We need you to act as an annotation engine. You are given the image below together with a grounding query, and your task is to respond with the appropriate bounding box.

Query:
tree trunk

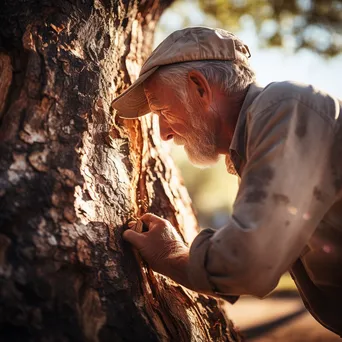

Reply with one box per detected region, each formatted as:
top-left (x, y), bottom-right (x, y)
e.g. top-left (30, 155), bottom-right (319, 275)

top-left (0, 1), bottom-right (241, 341)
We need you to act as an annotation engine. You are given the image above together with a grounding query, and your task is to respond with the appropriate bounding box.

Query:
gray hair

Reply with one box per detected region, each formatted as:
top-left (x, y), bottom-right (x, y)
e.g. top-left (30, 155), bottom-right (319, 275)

top-left (157, 60), bottom-right (256, 109)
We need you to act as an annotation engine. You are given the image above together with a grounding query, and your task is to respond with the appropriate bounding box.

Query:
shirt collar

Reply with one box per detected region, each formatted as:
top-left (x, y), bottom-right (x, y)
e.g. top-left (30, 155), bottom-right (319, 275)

top-left (226, 83), bottom-right (264, 176)
top-left (229, 82), bottom-right (264, 157)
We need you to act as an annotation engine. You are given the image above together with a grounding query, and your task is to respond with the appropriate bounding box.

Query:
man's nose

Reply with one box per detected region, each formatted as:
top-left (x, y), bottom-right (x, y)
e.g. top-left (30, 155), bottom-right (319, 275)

top-left (159, 116), bottom-right (174, 141)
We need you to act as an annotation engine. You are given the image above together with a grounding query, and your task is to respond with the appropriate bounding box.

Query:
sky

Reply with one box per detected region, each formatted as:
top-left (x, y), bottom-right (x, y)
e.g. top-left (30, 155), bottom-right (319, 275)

top-left (155, 1), bottom-right (342, 98)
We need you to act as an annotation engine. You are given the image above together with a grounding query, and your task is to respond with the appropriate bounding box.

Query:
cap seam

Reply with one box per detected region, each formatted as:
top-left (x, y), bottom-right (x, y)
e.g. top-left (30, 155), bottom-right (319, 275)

top-left (232, 39), bottom-right (237, 61)
top-left (195, 32), bottom-right (201, 59)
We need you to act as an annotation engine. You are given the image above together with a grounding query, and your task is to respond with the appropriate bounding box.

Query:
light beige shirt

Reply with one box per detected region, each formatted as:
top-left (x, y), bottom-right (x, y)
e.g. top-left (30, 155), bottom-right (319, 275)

top-left (187, 82), bottom-right (342, 335)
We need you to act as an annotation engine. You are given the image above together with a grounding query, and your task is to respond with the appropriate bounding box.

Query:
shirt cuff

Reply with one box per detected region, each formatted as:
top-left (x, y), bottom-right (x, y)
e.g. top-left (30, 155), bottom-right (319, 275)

top-left (188, 228), bottom-right (239, 304)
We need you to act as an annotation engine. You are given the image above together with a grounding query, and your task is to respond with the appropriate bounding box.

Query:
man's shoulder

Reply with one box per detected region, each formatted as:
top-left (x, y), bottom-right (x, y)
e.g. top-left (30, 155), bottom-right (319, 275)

top-left (249, 81), bottom-right (336, 118)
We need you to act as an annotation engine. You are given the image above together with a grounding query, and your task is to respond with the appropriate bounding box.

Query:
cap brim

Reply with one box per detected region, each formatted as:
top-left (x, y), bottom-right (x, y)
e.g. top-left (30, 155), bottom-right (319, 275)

top-left (111, 66), bottom-right (158, 119)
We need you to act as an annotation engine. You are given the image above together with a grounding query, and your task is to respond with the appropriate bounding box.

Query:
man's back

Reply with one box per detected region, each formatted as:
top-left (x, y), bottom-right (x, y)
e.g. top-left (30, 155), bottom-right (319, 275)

top-left (243, 81), bottom-right (342, 334)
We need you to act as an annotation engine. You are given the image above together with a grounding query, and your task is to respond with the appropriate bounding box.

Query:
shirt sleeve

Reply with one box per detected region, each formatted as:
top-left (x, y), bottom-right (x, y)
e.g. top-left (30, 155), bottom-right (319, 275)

top-left (187, 98), bottom-right (337, 298)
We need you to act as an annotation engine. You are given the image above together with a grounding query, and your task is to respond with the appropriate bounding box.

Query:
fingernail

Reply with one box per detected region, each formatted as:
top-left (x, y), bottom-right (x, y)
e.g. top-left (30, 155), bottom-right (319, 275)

top-left (128, 220), bottom-right (137, 229)
top-left (128, 219), bottom-right (143, 233)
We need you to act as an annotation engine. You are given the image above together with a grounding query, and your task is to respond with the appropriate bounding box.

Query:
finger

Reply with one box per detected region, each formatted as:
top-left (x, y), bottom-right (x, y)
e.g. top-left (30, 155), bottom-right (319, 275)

top-left (122, 229), bottom-right (146, 250)
top-left (140, 213), bottom-right (165, 228)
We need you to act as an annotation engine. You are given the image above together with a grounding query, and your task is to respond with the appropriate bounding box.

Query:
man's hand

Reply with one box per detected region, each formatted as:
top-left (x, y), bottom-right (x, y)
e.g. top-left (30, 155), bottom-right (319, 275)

top-left (123, 213), bottom-right (192, 289)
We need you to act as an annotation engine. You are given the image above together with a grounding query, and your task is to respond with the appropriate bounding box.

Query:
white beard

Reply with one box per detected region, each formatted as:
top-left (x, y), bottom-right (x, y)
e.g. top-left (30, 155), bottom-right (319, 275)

top-left (176, 110), bottom-right (220, 168)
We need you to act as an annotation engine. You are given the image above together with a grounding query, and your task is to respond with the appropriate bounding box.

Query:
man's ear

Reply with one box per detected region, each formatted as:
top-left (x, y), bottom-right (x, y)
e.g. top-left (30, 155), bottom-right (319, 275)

top-left (187, 70), bottom-right (212, 108)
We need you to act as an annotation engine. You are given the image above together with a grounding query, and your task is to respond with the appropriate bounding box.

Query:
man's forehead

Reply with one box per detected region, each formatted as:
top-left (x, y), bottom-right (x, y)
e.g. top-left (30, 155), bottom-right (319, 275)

top-left (143, 72), bottom-right (181, 110)
top-left (143, 75), bottom-right (164, 105)
top-left (144, 73), bottom-right (163, 94)
top-left (144, 85), bottom-right (158, 101)
top-left (143, 87), bottom-right (161, 112)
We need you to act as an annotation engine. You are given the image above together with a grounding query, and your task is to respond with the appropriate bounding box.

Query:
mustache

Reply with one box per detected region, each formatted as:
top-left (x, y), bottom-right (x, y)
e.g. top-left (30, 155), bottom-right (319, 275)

top-left (174, 135), bottom-right (186, 145)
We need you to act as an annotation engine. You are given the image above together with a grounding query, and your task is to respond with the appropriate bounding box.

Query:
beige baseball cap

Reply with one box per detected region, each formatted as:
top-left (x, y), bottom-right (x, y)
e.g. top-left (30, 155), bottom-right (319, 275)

top-left (112, 26), bottom-right (251, 119)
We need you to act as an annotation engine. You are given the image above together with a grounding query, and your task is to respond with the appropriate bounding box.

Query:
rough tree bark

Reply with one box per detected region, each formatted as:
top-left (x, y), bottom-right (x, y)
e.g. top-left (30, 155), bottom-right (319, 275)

top-left (0, 1), bottom-right (241, 341)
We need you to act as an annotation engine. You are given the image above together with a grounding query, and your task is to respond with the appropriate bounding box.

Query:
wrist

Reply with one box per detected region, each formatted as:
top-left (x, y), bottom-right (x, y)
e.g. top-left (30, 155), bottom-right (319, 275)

top-left (165, 249), bottom-right (193, 289)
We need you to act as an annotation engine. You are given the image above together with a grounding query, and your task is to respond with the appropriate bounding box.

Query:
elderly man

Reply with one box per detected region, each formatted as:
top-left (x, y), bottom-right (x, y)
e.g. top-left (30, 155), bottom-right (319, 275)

top-left (112, 27), bottom-right (342, 336)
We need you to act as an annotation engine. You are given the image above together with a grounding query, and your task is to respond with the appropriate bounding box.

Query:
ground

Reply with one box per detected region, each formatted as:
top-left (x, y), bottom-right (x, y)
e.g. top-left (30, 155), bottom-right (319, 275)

top-left (225, 293), bottom-right (341, 341)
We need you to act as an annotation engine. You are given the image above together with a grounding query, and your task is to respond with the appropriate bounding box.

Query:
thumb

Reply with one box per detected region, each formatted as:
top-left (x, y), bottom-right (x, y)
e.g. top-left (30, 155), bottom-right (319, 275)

top-left (123, 229), bottom-right (146, 249)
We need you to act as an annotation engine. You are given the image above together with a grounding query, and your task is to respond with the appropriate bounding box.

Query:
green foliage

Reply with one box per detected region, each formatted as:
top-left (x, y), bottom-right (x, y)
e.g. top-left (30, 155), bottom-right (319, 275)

top-left (199, 0), bottom-right (342, 56)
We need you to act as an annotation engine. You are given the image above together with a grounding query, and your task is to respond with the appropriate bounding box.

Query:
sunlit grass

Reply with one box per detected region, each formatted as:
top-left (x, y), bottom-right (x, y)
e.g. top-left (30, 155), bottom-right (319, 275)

top-left (276, 273), bottom-right (297, 292)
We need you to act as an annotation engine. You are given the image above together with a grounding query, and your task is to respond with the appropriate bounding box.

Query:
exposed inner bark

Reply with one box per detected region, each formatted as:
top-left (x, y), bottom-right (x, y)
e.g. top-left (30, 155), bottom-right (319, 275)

top-left (0, 1), bottom-right (242, 341)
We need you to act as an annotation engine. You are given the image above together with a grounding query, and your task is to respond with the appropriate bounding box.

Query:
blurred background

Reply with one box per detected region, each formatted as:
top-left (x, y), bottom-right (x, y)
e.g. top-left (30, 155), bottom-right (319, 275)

top-left (154, 0), bottom-right (342, 340)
